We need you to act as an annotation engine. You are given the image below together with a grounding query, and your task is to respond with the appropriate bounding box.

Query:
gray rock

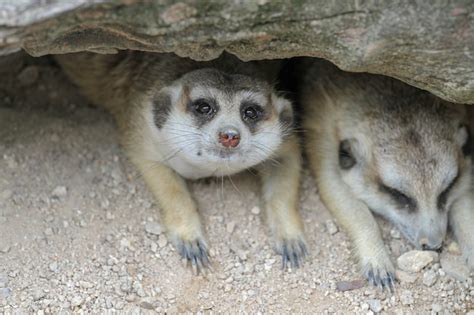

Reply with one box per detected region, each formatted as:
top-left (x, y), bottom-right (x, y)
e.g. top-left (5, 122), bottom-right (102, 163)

top-left (397, 250), bottom-right (438, 273)
top-left (422, 269), bottom-right (437, 287)
top-left (367, 299), bottom-right (382, 313)
top-left (1, 2), bottom-right (474, 104)
top-left (440, 255), bottom-right (470, 282)
top-left (145, 222), bottom-right (162, 235)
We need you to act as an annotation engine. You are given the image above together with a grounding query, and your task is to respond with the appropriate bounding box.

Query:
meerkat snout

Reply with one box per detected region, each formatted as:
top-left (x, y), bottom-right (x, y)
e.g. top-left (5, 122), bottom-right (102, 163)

top-left (218, 126), bottom-right (240, 148)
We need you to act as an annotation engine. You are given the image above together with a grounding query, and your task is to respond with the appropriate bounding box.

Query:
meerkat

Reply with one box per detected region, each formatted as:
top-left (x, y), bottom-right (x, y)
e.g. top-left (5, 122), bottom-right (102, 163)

top-left (300, 59), bottom-right (473, 289)
top-left (55, 51), bottom-right (306, 271)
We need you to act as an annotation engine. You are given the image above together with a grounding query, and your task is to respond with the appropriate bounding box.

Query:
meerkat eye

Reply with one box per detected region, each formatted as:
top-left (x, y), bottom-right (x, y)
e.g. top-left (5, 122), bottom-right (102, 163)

top-left (437, 172), bottom-right (459, 211)
top-left (192, 99), bottom-right (215, 116)
top-left (242, 104), bottom-right (263, 121)
top-left (339, 140), bottom-right (356, 169)
top-left (379, 184), bottom-right (417, 212)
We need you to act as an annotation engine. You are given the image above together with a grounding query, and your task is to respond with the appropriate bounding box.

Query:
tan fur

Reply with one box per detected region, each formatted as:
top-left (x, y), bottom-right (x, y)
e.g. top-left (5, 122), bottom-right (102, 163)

top-left (55, 51), bottom-right (306, 270)
top-left (300, 59), bottom-right (474, 286)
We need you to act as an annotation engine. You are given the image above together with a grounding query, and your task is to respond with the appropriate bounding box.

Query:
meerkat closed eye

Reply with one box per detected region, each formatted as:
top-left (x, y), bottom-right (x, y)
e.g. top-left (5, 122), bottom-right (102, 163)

top-left (300, 59), bottom-right (473, 289)
top-left (55, 51), bottom-right (307, 272)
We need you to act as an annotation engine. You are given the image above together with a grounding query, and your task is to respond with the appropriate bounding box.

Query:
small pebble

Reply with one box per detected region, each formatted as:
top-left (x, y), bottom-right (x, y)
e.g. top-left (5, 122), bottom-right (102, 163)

top-left (44, 227), bottom-right (54, 236)
top-left (251, 206), bottom-right (261, 215)
top-left (49, 262), bottom-right (58, 272)
top-left (325, 220), bottom-right (338, 235)
top-left (390, 228), bottom-right (401, 239)
top-left (422, 269), bottom-right (437, 287)
top-left (51, 186), bottom-right (67, 198)
top-left (145, 222), bottom-right (162, 235)
top-left (0, 245), bottom-right (10, 253)
top-left (70, 295), bottom-right (84, 307)
top-left (226, 221), bottom-right (236, 233)
top-left (336, 280), bottom-right (366, 292)
top-left (400, 290), bottom-right (414, 305)
top-left (431, 303), bottom-right (443, 312)
top-left (397, 250), bottom-right (438, 272)
top-left (32, 289), bottom-right (45, 301)
top-left (157, 234), bottom-right (168, 248)
top-left (367, 299), bottom-right (382, 313)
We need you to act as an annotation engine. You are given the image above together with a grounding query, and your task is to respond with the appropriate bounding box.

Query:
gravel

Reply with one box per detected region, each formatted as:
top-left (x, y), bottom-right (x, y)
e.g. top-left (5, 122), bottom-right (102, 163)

top-left (0, 52), bottom-right (472, 313)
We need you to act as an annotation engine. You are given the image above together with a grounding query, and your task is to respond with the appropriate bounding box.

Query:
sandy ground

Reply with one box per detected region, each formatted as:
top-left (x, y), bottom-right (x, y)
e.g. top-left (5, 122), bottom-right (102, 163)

top-left (0, 52), bottom-right (473, 314)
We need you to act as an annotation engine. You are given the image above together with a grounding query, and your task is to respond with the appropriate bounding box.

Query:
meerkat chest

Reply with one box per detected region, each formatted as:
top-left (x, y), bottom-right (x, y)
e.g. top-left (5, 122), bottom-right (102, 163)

top-left (167, 157), bottom-right (218, 179)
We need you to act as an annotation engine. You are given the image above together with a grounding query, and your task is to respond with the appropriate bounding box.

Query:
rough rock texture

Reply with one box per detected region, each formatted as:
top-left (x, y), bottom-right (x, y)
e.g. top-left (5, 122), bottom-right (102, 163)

top-left (0, 1), bottom-right (473, 104)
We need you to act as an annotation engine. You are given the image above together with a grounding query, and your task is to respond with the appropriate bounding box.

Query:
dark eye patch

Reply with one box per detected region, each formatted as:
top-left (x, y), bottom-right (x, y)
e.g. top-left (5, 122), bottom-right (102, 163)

top-left (339, 140), bottom-right (356, 170)
top-left (240, 101), bottom-right (265, 133)
top-left (187, 98), bottom-right (218, 126)
top-left (379, 184), bottom-right (417, 212)
top-left (437, 172), bottom-right (459, 211)
top-left (462, 125), bottom-right (472, 156)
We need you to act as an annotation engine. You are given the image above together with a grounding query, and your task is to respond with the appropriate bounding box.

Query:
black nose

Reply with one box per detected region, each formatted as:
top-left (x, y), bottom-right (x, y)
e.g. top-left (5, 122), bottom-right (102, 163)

top-left (218, 127), bottom-right (240, 148)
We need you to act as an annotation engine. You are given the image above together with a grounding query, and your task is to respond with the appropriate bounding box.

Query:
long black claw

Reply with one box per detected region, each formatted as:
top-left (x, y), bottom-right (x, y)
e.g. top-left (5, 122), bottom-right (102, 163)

top-left (176, 239), bottom-right (211, 274)
top-left (280, 239), bottom-right (308, 270)
top-left (366, 268), bottom-right (396, 292)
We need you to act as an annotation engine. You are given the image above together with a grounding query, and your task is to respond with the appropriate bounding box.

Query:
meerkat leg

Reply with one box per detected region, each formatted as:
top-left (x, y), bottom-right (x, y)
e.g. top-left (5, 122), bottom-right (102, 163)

top-left (308, 133), bottom-right (395, 289)
top-left (449, 187), bottom-right (474, 270)
top-left (135, 159), bottom-right (210, 271)
top-left (259, 136), bottom-right (307, 269)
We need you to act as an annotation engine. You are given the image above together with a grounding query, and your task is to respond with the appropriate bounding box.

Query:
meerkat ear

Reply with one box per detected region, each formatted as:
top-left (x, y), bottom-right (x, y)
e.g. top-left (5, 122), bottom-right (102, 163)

top-left (152, 85), bottom-right (182, 129)
top-left (272, 94), bottom-right (294, 127)
top-left (339, 138), bottom-right (357, 170)
top-left (456, 124), bottom-right (472, 156)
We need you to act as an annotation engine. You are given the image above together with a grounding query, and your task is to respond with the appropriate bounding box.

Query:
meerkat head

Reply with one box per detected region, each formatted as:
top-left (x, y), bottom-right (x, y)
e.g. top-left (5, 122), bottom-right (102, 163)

top-left (338, 96), bottom-right (472, 251)
top-left (147, 68), bottom-right (293, 178)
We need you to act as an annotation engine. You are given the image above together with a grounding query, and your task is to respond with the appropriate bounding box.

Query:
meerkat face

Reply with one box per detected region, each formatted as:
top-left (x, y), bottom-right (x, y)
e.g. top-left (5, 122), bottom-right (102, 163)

top-left (338, 104), bottom-right (472, 251)
top-left (148, 68), bottom-right (293, 179)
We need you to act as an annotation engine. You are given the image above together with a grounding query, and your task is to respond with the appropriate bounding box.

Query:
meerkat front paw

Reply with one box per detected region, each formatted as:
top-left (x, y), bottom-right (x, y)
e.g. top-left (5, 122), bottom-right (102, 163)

top-left (168, 227), bottom-right (210, 274)
top-left (360, 253), bottom-right (396, 290)
top-left (276, 237), bottom-right (308, 269)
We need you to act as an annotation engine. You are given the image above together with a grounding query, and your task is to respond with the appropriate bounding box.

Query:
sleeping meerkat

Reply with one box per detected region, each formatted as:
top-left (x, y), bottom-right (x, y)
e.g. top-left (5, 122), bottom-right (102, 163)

top-left (300, 59), bottom-right (473, 288)
top-left (55, 51), bottom-right (306, 271)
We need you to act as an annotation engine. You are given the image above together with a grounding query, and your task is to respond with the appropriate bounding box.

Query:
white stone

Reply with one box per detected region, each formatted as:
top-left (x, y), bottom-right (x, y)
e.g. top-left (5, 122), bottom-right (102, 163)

top-left (397, 250), bottom-right (438, 272)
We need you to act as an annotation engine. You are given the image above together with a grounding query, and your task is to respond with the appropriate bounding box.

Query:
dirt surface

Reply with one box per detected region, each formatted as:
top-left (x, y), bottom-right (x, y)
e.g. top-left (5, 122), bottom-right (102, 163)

top-left (0, 52), bottom-right (473, 314)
